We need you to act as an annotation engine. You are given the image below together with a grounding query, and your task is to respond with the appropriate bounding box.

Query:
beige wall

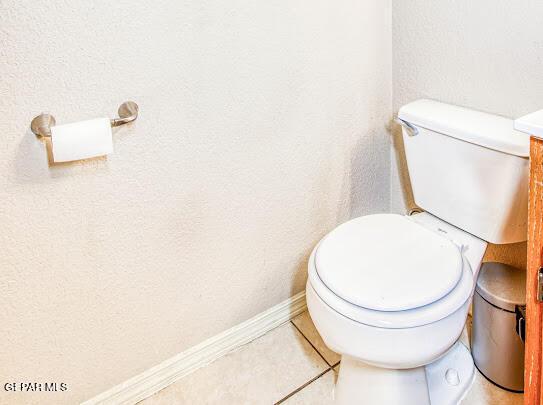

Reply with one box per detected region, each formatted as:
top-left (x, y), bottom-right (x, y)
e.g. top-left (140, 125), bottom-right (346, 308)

top-left (391, 0), bottom-right (543, 269)
top-left (0, 1), bottom-right (392, 403)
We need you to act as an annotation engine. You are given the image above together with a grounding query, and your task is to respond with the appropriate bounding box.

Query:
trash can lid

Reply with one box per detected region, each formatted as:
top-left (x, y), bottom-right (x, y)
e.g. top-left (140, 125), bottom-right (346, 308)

top-left (476, 262), bottom-right (526, 312)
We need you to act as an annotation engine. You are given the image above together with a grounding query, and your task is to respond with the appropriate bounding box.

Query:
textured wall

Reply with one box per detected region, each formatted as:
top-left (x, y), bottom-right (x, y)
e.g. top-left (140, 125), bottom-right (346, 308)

top-left (391, 0), bottom-right (543, 269)
top-left (0, 1), bottom-right (391, 403)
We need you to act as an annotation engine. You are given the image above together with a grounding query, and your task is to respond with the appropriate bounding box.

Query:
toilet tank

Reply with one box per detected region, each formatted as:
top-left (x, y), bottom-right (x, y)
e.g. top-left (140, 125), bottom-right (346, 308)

top-left (398, 99), bottom-right (530, 244)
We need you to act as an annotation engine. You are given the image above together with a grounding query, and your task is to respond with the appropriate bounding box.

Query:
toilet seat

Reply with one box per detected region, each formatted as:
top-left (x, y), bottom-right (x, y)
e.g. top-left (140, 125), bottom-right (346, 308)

top-left (308, 214), bottom-right (475, 329)
top-left (315, 214), bottom-right (463, 311)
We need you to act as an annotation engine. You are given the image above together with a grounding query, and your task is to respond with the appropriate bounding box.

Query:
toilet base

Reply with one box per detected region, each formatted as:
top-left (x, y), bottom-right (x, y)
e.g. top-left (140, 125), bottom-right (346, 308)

top-left (334, 342), bottom-right (475, 405)
top-left (426, 341), bottom-right (475, 405)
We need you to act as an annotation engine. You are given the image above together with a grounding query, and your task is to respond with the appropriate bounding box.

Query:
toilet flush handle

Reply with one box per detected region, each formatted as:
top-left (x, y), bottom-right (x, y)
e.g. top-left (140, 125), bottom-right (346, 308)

top-left (394, 117), bottom-right (419, 136)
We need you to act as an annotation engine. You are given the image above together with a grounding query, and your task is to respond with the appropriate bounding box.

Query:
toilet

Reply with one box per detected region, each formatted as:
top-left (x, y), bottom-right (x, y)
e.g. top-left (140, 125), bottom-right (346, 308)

top-left (306, 99), bottom-right (530, 404)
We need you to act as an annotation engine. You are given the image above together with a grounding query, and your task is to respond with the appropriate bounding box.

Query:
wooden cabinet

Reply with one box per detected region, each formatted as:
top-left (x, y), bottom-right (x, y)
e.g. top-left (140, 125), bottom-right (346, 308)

top-left (525, 136), bottom-right (543, 404)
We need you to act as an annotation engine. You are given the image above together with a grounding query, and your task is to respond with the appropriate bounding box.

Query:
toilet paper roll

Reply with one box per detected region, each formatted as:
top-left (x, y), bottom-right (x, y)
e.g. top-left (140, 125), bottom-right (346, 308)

top-left (51, 117), bottom-right (113, 162)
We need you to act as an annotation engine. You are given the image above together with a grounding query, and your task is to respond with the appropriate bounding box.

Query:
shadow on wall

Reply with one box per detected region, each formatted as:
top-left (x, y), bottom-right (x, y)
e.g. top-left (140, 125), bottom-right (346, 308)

top-left (348, 132), bottom-right (391, 220)
top-left (391, 121), bottom-right (414, 211)
top-left (13, 129), bottom-right (111, 184)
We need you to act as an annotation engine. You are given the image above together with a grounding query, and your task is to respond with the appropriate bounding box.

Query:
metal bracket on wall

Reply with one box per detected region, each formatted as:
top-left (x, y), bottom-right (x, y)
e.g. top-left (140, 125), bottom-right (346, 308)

top-left (30, 101), bottom-right (139, 138)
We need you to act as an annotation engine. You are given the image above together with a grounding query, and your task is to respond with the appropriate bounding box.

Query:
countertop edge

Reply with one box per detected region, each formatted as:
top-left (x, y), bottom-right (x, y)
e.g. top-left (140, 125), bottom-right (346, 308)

top-left (515, 110), bottom-right (543, 140)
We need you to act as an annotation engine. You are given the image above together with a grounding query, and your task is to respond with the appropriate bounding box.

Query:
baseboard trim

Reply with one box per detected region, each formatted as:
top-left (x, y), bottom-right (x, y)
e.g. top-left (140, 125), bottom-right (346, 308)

top-left (81, 291), bottom-right (307, 405)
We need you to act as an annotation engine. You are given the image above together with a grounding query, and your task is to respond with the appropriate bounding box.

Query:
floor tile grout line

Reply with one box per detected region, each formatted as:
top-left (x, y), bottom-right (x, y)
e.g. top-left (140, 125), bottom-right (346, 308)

top-left (290, 320), bottom-right (333, 368)
top-left (273, 367), bottom-right (333, 405)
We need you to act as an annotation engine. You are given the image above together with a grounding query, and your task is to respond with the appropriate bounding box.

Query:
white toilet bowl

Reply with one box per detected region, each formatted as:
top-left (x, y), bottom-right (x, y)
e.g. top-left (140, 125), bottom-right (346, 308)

top-left (306, 213), bottom-right (487, 405)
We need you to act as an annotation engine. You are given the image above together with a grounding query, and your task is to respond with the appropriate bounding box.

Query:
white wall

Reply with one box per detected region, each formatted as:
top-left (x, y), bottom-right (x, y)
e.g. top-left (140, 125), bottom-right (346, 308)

top-left (391, 0), bottom-right (543, 268)
top-left (0, 1), bottom-right (391, 403)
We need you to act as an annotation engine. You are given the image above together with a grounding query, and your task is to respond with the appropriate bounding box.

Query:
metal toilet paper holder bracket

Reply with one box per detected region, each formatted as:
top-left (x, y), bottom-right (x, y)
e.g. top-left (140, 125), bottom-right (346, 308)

top-left (30, 101), bottom-right (139, 138)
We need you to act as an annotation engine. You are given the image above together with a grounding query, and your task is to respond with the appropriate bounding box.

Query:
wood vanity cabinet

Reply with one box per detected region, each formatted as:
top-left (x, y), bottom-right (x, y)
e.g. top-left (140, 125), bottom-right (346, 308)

top-left (525, 136), bottom-right (543, 405)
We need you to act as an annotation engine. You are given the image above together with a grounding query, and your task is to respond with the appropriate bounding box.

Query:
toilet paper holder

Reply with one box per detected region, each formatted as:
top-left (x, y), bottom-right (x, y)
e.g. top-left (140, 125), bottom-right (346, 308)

top-left (30, 101), bottom-right (139, 138)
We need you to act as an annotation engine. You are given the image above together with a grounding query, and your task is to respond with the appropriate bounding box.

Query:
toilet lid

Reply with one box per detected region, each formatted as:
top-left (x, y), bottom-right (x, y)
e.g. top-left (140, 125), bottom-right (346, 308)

top-left (314, 214), bottom-right (463, 311)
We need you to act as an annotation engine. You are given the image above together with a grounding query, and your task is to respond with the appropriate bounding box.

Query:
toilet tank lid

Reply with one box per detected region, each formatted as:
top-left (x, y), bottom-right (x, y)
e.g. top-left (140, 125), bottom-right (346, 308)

top-left (398, 99), bottom-right (530, 157)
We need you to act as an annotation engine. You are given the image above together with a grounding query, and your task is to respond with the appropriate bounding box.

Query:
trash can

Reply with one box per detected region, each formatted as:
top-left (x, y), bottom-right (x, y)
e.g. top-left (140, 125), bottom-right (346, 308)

top-left (471, 262), bottom-right (526, 392)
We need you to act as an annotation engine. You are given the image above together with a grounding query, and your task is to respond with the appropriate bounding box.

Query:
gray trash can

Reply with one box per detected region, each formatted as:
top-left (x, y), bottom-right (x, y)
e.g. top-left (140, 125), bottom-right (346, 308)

top-left (471, 262), bottom-right (526, 392)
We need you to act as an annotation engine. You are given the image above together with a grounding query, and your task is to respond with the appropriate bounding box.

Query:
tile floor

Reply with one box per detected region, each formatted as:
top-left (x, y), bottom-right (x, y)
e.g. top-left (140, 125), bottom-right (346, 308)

top-left (140, 311), bottom-right (524, 404)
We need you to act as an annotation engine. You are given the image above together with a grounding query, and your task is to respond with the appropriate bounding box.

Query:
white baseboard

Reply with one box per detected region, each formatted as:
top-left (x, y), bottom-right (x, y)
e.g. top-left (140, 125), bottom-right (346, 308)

top-left (81, 291), bottom-right (307, 405)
